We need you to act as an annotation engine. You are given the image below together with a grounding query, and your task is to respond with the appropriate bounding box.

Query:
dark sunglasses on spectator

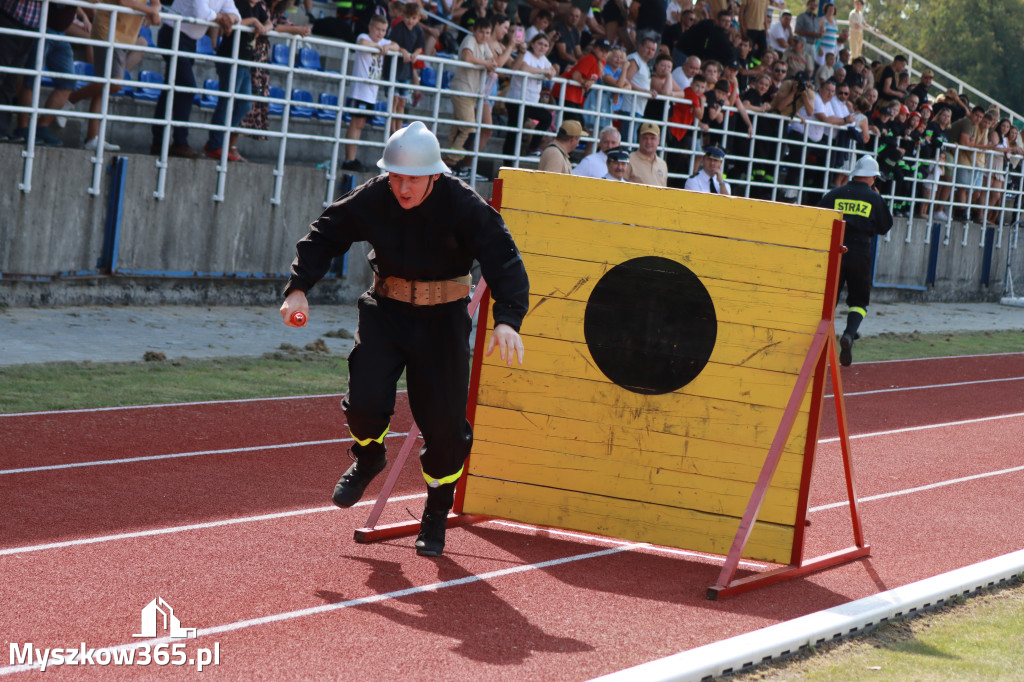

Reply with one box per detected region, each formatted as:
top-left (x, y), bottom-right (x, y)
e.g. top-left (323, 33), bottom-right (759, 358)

top-left (773, 68), bottom-right (787, 73)
top-left (837, 90), bottom-right (849, 97)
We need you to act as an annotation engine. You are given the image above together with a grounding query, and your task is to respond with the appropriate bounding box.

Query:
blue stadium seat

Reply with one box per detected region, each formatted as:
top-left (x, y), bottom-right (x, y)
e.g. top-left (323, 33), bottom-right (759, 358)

top-left (114, 70), bottom-right (134, 97)
top-left (316, 93), bottom-right (338, 121)
top-left (138, 25), bottom-right (154, 47)
top-left (441, 70), bottom-right (454, 89)
top-left (196, 35), bottom-right (215, 56)
top-left (133, 69), bottom-right (163, 101)
top-left (298, 47), bottom-right (323, 71)
top-left (271, 43), bottom-right (290, 66)
top-left (290, 88), bottom-right (314, 118)
top-left (73, 60), bottom-right (93, 90)
top-left (268, 85), bottom-right (285, 116)
top-left (369, 100), bottom-right (386, 127)
top-left (197, 78), bottom-right (218, 109)
top-left (420, 66), bottom-right (436, 88)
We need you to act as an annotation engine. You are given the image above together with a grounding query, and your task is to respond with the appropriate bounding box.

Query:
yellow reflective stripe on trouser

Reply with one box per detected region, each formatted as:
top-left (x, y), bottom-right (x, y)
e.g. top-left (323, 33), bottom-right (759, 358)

top-left (423, 466), bottom-right (464, 488)
top-left (349, 425), bottom-right (389, 446)
top-left (850, 306), bottom-right (867, 318)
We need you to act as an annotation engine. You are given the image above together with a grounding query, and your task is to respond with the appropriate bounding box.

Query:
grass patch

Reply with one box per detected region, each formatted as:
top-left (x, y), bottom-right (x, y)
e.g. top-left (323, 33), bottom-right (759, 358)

top-left (855, 329), bottom-right (1024, 362)
top-left (729, 577), bottom-right (1024, 681)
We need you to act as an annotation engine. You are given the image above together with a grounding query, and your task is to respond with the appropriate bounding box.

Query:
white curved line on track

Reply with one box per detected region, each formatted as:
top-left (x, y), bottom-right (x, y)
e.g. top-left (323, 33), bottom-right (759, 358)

top-left (826, 375), bottom-right (1024, 398)
top-left (0, 433), bottom-right (411, 476)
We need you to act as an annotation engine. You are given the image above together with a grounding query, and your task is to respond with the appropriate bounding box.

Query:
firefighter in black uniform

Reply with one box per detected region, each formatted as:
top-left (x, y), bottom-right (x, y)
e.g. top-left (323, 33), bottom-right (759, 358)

top-left (818, 154), bottom-right (893, 366)
top-left (280, 122), bottom-right (530, 556)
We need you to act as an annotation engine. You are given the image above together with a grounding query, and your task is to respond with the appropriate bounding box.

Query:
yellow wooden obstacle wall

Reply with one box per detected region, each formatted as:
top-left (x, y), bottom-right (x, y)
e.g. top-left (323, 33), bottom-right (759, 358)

top-left (464, 169), bottom-right (839, 563)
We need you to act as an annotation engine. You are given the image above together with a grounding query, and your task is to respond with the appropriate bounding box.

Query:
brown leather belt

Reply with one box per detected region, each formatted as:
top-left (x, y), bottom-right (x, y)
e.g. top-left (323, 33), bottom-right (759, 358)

top-left (373, 273), bottom-right (472, 306)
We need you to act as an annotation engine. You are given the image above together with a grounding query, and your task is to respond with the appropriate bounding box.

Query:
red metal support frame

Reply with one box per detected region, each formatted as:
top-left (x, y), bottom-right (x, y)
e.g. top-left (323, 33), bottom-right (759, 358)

top-left (707, 217), bottom-right (870, 600)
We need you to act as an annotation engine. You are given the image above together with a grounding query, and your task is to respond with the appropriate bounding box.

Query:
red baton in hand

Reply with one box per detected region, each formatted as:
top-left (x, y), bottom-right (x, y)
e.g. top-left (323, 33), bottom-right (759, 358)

top-left (290, 311), bottom-right (307, 327)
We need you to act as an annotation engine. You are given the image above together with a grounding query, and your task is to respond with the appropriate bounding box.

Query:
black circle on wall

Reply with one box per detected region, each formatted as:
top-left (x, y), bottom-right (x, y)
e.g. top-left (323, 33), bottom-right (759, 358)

top-left (583, 256), bottom-right (717, 395)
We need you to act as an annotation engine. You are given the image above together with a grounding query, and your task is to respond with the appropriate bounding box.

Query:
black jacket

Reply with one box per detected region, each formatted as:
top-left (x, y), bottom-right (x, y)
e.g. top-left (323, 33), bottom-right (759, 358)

top-left (286, 174), bottom-right (530, 331)
top-left (818, 180), bottom-right (894, 254)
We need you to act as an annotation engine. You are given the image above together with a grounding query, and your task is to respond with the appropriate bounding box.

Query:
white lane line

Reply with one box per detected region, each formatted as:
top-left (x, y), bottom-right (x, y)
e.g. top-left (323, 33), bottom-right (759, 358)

top-left (0, 493), bottom-right (427, 557)
top-left (0, 542), bottom-right (643, 676)
top-left (856, 351), bottom-right (1024, 365)
top-left (818, 410), bottom-right (1024, 443)
top-left (810, 464), bottom-right (1024, 513)
top-left (0, 433), bottom-right (412, 476)
top-left (0, 390), bottom-right (409, 418)
top-left (826, 375), bottom-right (1024, 398)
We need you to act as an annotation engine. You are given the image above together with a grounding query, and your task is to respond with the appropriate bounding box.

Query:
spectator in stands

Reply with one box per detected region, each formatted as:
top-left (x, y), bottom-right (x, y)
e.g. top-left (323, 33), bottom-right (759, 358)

top-left (387, 3), bottom-right (426, 133)
top-left (630, 0), bottom-right (666, 45)
top-left (574, 124), bottom-right (621, 177)
top-left (947, 106), bottom-right (986, 220)
top-left (767, 8), bottom-right (791, 53)
top-left (561, 38), bottom-right (611, 127)
top-left (150, 0), bottom-right (240, 159)
top-left (877, 54), bottom-right (907, 102)
top-left (538, 118), bottom-right (583, 173)
top-left (847, 0), bottom-right (876, 60)
top-left (665, 72), bottom-right (707, 184)
top-left (476, 16), bottom-right (519, 154)
top-left (644, 54), bottom-right (682, 124)
top-left (591, 44), bottom-right (629, 132)
top-left (678, 9), bottom-right (735, 66)
top-left (460, 0), bottom-right (488, 28)
top-left (813, 1), bottom-right (837, 65)
top-left (523, 8), bottom-right (552, 43)
top-left (601, 0), bottom-right (631, 50)
top-left (68, 0), bottom-right (161, 152)
top-left (814, 50), bottom-right (835, 88)
top-left (204, 0), bottom-right (272, 162)
top-left (240, 0), bottom-right (310, 142)
top-left (341, 15), bottom-right (398, 171)
top-left (12, 4), bottom-right (79, 147)
top-left (0, 0), bottom-right (44, 140)
top-left (661, 7), bottom-right (696, 64)
top-left (765, 60), bottom-right (786, 98)
top-left (793, 0), bottom-right (821, 45)
top-left (621, 35), bottom-right (658, 140)
top-left (672, 54), bottom-right (701, 91)
top-left (551, 5), bottom-right (582, 74)
top-left (737, 0), bottom-right (767, 56)
top-left (443, 16), bottom-right (495, 171)
top-left (627, 121), bottom-right (668, 186)
top-left (684, 144), bottom-right (729, 193)
top-left (909, 68), bottom-right (934, 105)
top-left (782, 36), bottom-right (814, 81)
top-left (602, 145), bottom-right (630, 180)
top-left (503, 32), bottom-right (558, 158)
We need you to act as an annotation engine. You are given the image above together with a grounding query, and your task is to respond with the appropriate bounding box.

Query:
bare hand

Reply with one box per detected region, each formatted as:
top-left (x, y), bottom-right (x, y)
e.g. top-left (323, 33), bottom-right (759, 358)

top-left (280, 290), bottom-right (309, 327)
top-left (486, 323), bottom-right (525, 366)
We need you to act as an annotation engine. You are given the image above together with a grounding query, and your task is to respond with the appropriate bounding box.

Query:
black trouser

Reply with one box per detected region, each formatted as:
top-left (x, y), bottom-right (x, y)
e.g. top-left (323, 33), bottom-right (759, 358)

top-left (151, 26), bottom-right (197, 147)
top-left (0, 10), bottom-right (37, 135)
top-left (836, 247), bottom-right (873, 310)
top-left (503, 102), bottom-right (552, 156)
top-left (342, 292), bottom-right (473, 492)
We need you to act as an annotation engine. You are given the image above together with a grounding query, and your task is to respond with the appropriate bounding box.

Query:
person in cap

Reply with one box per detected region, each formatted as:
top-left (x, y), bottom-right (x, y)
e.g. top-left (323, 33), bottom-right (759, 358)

top-left (768, 9), bottom-right (793, 52)
top-left (603, 146), bottom-right (631, 181)
top-left (684, 145), bottom-right (731, 194)
top-left (627, 122), bottom-right (669, 187)
top-left (538, 119), bottom-right (584, 174)
top-left (280, 121), bottom-right (530, 556)
top-left (817, 154), bottom-right (893, 366)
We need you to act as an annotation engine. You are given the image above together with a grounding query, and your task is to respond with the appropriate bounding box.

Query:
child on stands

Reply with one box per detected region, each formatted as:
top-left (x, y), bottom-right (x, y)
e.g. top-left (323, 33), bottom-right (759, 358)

top-left (204, 0), bottom-right (272, 161)
top-left (524, 9), bottom-right (553, 44)
top-left (387, 3), bottom-right (426, 132)
top-left (443, 17), bottom-right (495, 177)
top-left (343, 14), bottom-right (398, 171)
top-left (69, 0), bottom-right (162, 151)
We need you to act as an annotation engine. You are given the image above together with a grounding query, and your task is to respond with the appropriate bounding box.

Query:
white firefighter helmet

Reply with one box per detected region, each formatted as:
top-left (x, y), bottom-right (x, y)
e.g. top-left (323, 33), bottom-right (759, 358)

top-left (376, 121), bottom-right (451, 176)
top-left (850, 155), bottom-right (881, 178)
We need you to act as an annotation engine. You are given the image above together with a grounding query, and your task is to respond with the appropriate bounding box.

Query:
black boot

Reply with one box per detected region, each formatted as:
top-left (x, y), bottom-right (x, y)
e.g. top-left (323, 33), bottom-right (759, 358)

top-left (331, 443), bottom-right (387, 508)
top-left (839, 332), bottom-right (855, 367)
top-left (415, 508), bottom-right (448, 557)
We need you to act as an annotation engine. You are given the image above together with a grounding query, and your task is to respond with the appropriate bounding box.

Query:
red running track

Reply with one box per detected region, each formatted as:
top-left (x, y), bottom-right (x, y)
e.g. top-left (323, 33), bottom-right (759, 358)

top-left (1, 354), bottom-right (1023, 679)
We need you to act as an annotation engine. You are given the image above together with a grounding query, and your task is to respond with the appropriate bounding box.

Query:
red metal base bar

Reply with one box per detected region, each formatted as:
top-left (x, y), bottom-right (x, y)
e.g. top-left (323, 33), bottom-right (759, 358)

top-left (354, 513), bottom-right (490, 543)
top-left (706, 545), bottom-right (871, 600)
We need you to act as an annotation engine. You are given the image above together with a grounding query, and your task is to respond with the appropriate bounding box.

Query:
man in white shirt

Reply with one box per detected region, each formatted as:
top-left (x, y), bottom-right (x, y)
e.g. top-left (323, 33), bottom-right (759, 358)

top-left (767, 10), bottom-right (792, 52)
top-left (574, 125), bottom-right (621, 178)
top-left (684, 145), bottom-right (730, 194)
top-left (151, 0), bottom-right (240, 158)
top-left (671, 55), bottom-right (701, 92)
top-left (603, 146), bottom-right (630, 181)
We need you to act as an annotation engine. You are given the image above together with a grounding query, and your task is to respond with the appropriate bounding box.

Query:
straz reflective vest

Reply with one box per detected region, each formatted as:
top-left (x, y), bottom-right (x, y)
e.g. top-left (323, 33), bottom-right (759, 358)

top-left (819, 179), bottom-right (894, 255)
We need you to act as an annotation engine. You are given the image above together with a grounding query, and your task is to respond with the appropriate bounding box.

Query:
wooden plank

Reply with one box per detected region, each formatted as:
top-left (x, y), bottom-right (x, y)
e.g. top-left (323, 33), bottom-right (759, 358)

top-left (467, 439), bottom-right (799, 525)
top-left (497, 168), bottom-right (839, 254)
top-left (517, 295), bottom-right (816, 375)
top-left (507, 212), bottom-right (832, 296)
top-left (475, 371), bottom-right (811, 454)
top-left (463, 475), bottom-right (794, 562)
top-left (520, 251), bottom-right (825, 335)
top-left (472, 405), bottom-right (806, 486)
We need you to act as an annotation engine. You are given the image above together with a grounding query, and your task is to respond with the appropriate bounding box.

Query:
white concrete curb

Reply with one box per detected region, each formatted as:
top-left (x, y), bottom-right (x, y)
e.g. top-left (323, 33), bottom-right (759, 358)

top-left (592, 549), bottom-right (1024, 682)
